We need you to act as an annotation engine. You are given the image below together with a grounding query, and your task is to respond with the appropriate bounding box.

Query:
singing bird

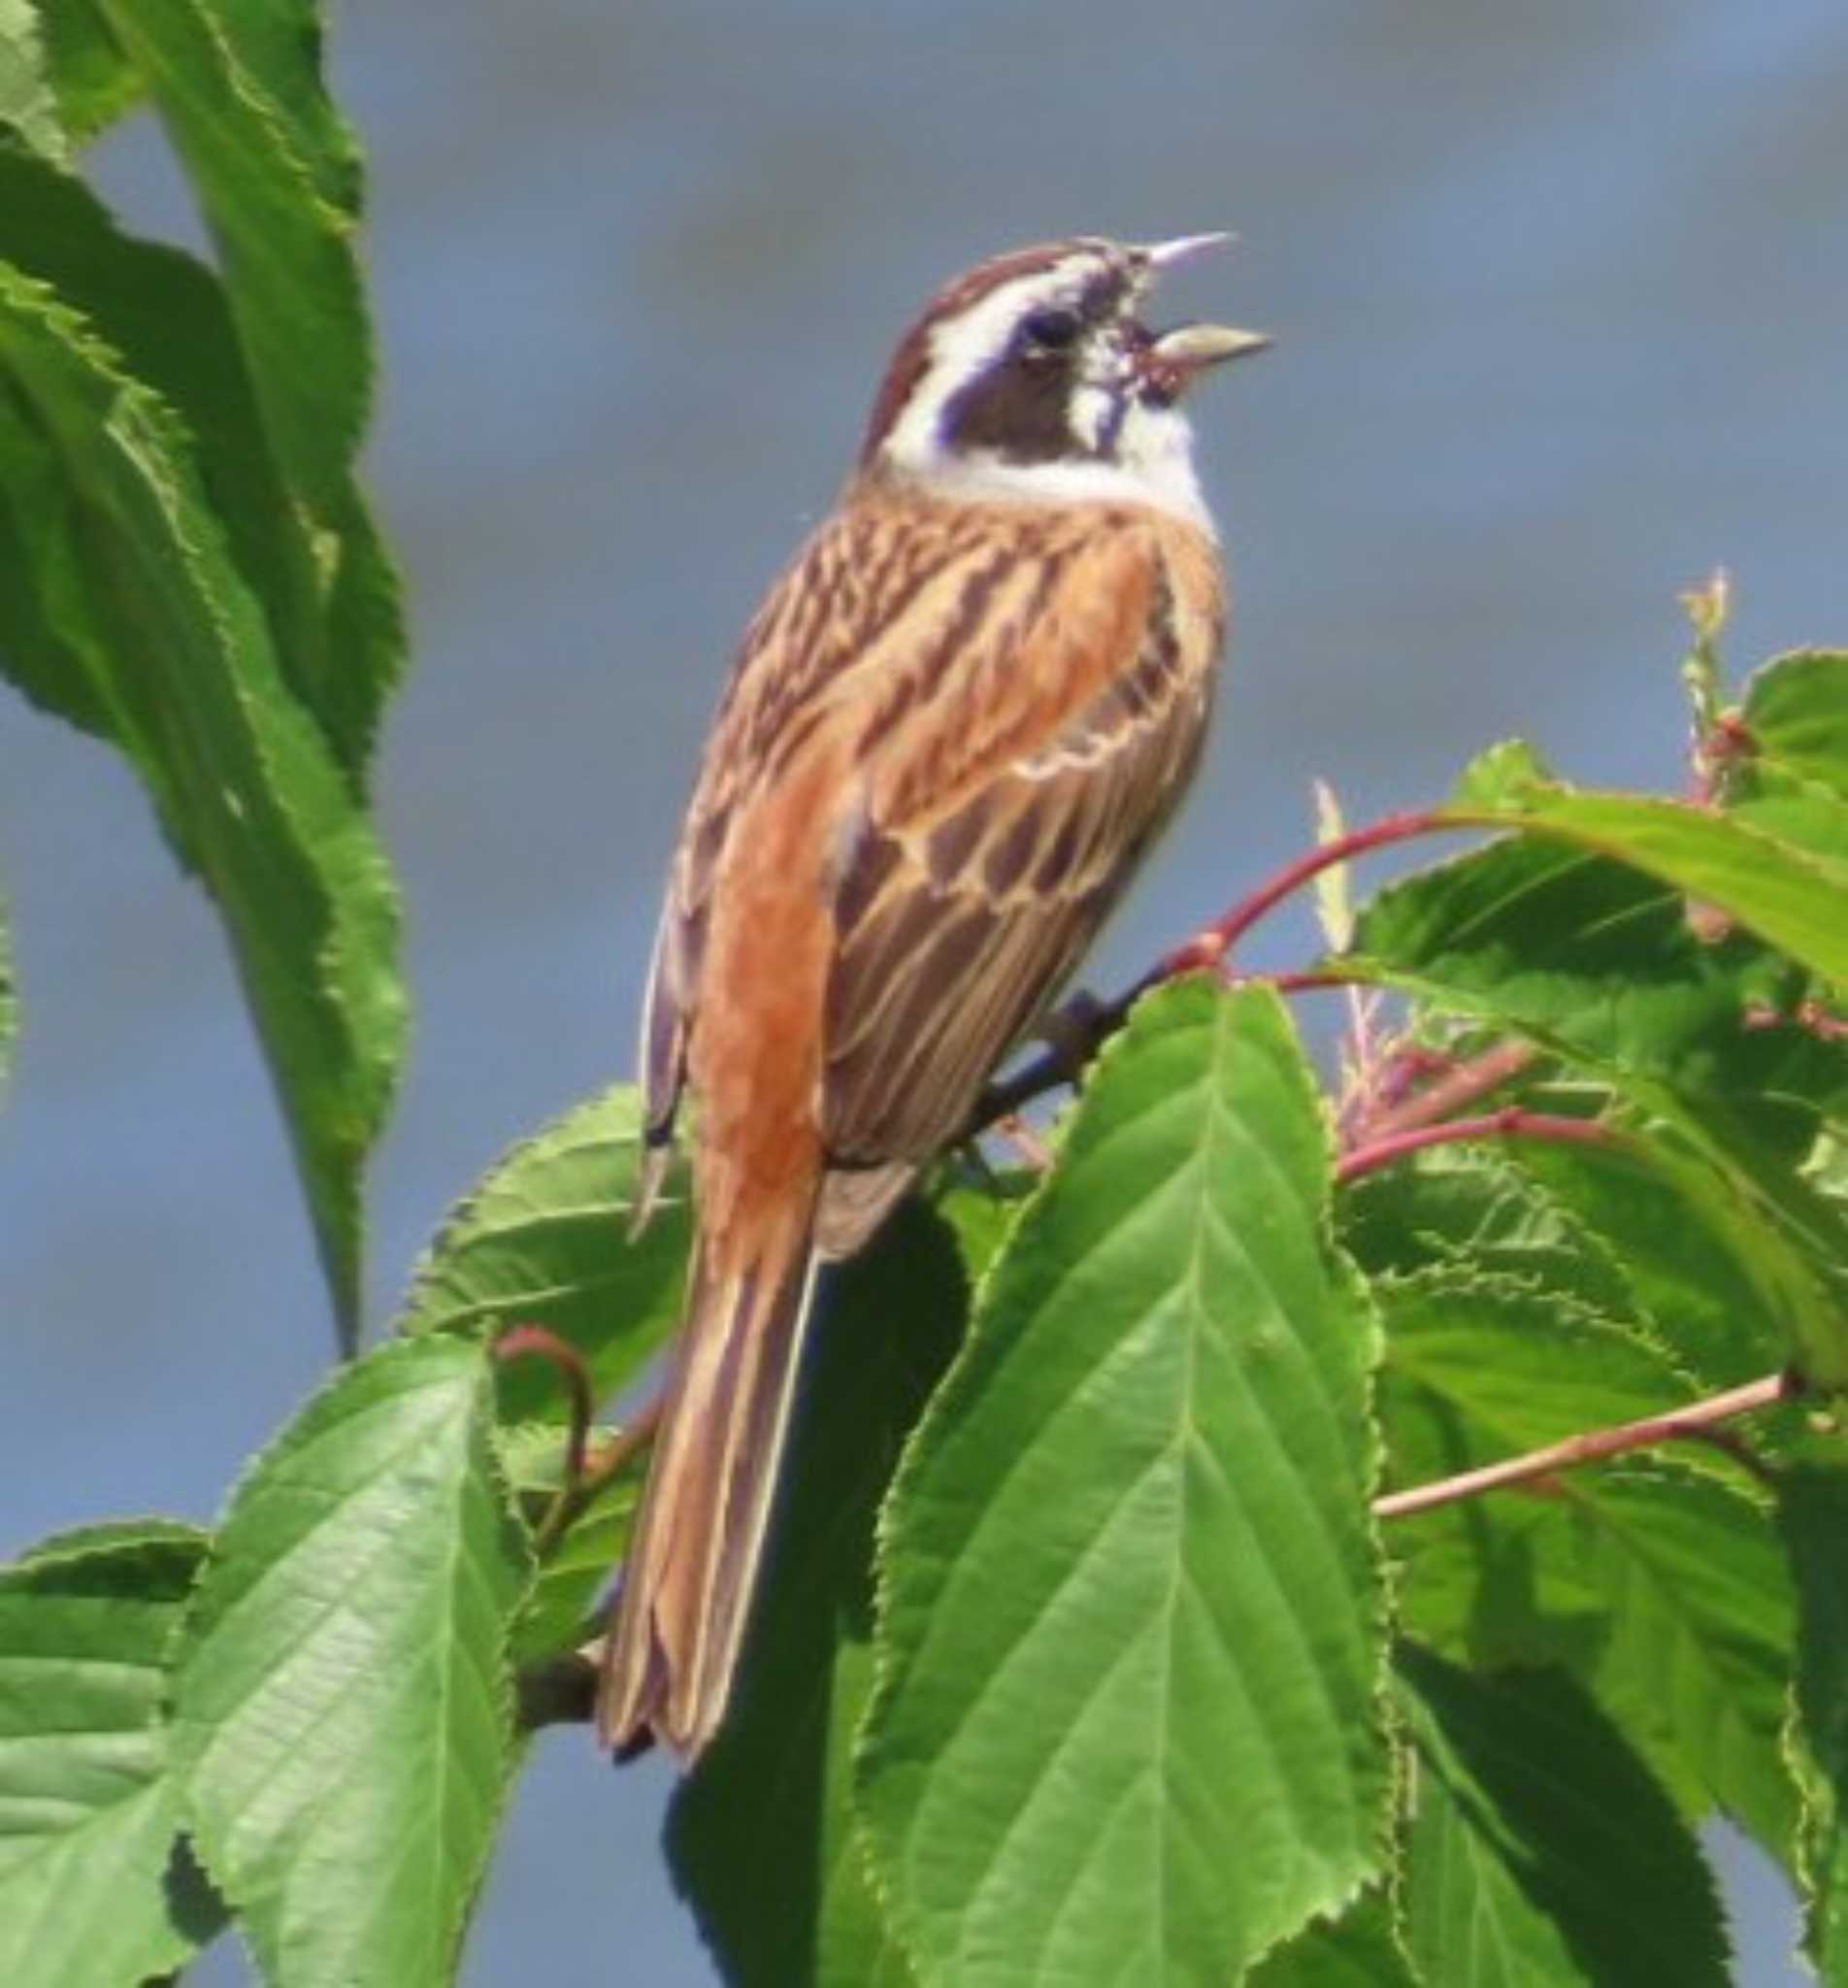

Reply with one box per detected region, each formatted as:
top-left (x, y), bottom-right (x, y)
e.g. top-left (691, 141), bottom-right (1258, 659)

top-left (601, 234), bottom-right (1268, 1758)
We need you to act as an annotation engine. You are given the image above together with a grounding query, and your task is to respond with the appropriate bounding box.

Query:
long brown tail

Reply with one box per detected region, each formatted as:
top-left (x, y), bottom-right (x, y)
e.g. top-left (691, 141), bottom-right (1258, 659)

top-left (598, 1203), bottom-right (821, 1759)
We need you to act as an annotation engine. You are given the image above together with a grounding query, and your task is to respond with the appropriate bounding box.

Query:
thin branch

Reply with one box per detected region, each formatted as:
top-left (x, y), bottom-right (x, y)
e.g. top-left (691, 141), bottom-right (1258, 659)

top-left (1262, 968), bottom-right (1358, 998)
top-left (1374, 1371), bottom-right (1792, 1520)
top-left (993, 1111), bottom-right (1053, 1173)
top-left (495, 1325), bottom-right (593, 1487)
top-left (1349, 1038), bottom-right (1540, 1145)
top-left (1176, 809), bottom-right (1456, 969)
top-left (534, 1393), bottom-right (665, 1558)
top-left (1336, 1107), bottom-right (1615, 1188)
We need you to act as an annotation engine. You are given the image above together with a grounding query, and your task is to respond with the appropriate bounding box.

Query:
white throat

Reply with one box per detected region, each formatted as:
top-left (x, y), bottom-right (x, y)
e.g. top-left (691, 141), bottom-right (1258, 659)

top-left (885, 396), bottom-right (1218, 537)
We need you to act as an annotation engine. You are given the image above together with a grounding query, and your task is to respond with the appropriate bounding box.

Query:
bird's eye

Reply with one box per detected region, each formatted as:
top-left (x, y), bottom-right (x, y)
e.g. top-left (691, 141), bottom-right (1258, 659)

top-left (1020, 308), bottom-right (1081, 353)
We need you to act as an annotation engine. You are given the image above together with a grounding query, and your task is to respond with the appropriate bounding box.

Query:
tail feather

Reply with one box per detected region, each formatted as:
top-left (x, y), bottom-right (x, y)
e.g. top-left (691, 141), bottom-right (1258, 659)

top-left (598, 1206), bottom-right (821, 1759)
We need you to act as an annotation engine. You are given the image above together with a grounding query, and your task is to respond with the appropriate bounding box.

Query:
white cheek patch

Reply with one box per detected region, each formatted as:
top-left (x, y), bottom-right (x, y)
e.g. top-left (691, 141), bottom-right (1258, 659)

top-left (880, 263), bottom-right (1106, 474)
top-left (1068, 344), bottom-right (1136, 456)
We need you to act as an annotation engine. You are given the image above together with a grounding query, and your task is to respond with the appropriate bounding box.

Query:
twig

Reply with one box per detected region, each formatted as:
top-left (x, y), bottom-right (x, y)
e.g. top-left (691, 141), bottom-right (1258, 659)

top-left (993, 1112), bottom-right (1053, 1173)
top-left (495, 1325), bottom-right (594, 1488)
top-left (494, 1327), bottom-right (665, 1559)
top-left (1374, 1371), bottom-right (1791, 1520)
top-left (1336, 1107), bottom-right (1615, 1187)
top-left (535, 1393), bottom-right (665, 1558)
top-left (1349, 1039), bottom-right (1540, 1145)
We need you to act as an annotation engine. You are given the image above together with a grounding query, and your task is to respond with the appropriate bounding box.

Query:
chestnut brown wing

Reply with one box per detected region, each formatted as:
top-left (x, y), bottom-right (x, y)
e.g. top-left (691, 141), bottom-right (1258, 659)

top-left (636, 501), bottom-right (1004, 1151)
top-left (821, 518), bottom-right (1217, 1167)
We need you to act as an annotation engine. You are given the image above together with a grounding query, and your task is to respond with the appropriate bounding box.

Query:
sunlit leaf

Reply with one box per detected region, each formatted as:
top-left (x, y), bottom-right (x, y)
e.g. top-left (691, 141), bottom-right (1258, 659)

top-left (0, 268), bottom-right (404, 1339)
top-left (0, 139), bottom-right (402, 779)
top-left (1743, 650), bottom-right (1848, 802)
top-left (1781, 1466), bottom-right (1848, 1975)
top-left (91, 0), bottom-right (403, 769)
top-left (859, 981), bottom-right (1389, 1983)
top-left (173, 1338), bottom-right (531, 1988)
top-left (1440, 778), bottom-right (1848, 988)
top-left (1248, 1884), bottom-right (1418, 1988)
top-left (496, 1420), bottom-right (643, 1665)
top-left (0, 0), bottom-right (64, 158)
top-left (0, 1520), bottom-right (223, 1985)
top-left (33, 0), bottom-right (139, 144)
top-left (398, 1084), bottom-right (689, 1423)
top-left (1345, 828), bottom-right (1848, 1384)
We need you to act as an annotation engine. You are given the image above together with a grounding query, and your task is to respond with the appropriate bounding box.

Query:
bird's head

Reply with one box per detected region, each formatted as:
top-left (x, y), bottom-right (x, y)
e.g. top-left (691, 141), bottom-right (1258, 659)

top-left (859, 234), bottom-right (1268, 526)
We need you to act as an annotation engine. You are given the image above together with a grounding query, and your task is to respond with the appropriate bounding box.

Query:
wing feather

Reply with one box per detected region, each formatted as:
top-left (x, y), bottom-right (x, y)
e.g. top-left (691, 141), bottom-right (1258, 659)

top-left (821, 517), bottom-right (1215, 1161)
top-left (640, 488), bottom-right (1221, 1206)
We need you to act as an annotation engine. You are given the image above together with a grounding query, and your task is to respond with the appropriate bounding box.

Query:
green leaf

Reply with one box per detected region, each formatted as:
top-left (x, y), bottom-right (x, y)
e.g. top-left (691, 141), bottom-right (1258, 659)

top-left (0, 1519), bottom-right (225, 1986)
top-left (1379, 1274), bottom-right (1798, 1857)
top-left (0, 136), bottom-right (405, 781)
top-left (1508, 1138), bottom-right (1795, 1386)
top-left (172, 1337), bottom-right (532, 1988)
top-left (1247, 1886), bottom-right (1418, 1988)
top-left (1559, 1468), bottom-right (1796, 1860)
top-left (1440, 783), bottom-right (1848, 988)
top-left (496, 1420), bottom-right (644, 1665)
top-left (1781, 1466), bottom-right (1848, 1975)
top-left (1730, 786), bottom-right (1848, 879)
top-left (1378, 1268), bottom-right (1693, 1498)
top-left (670, 1202), bottom-right (969, 1988)
top-left (930, 1167), bottom-right (1033, 1288)
top-left (33, 0), bottom-right (140, 145)
top-left (1348, 834), bottom-right (1842, 1158)
top-left (1344, 829), bottom-right (1848, 1384)
top-left (97, 0), bottom-right (362, 500)
top-left (1447, 738), bottom-right (1556, 811)
top-left (1374, 1264), bottom-right (1693, 1471)
top-left (0, 269), bottom-right (405, 1339)
top-left (0, 0), bottom-right (65, 159)
top-left (398, 1084), bottom-right (690, 1422)
top-left (1339, 1145), bottom-right (1635, 1322)
top-left (1398, 1646), bottom-right (1731, 1986)
top-left (1743, 650), bottom-right (1848, 802)
top-left (858, 980), bottom-right (1390, 1984)
top-left (91, 0), bottom-right (403, 770)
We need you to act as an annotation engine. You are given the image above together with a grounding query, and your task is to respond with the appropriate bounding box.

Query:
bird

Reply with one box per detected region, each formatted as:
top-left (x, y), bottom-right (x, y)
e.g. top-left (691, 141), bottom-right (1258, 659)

top-left (599, 233), bottom-right (1268, 1760)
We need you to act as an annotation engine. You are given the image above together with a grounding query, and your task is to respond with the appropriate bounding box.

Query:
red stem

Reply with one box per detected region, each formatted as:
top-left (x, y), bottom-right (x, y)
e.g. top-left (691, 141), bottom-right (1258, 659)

top-left (1349, 1039), bottom-right (1538, 1144)
top-left (1169, 809), bottom-right (1456, 972)
top-left (494, 1325), bottom-right (593, 1490)
top-left (1336, 1107), bottom-right (1613, 1187)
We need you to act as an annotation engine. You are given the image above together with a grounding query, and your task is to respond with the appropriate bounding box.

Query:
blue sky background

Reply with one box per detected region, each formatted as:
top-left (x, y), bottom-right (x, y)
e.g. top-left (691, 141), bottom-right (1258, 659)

top-left (4, 1), bottom-right (1847, 1979)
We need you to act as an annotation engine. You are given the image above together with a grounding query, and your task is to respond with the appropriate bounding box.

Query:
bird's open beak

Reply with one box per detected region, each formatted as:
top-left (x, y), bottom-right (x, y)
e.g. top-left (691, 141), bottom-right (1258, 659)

top-left (1138, 321), bottom-right (1271, 399)
top-left (1142, 231), bottom-right (1236, 269)
top-left (1135, 234), bottom-right (1270, 392)
top-left (1149, 323), bottom-right (1272, 369)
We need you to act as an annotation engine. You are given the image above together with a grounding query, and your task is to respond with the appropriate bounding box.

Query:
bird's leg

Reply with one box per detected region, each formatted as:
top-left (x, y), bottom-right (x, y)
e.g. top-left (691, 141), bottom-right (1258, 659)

top-left (1035, 987), bottom-right (1112, 1091)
